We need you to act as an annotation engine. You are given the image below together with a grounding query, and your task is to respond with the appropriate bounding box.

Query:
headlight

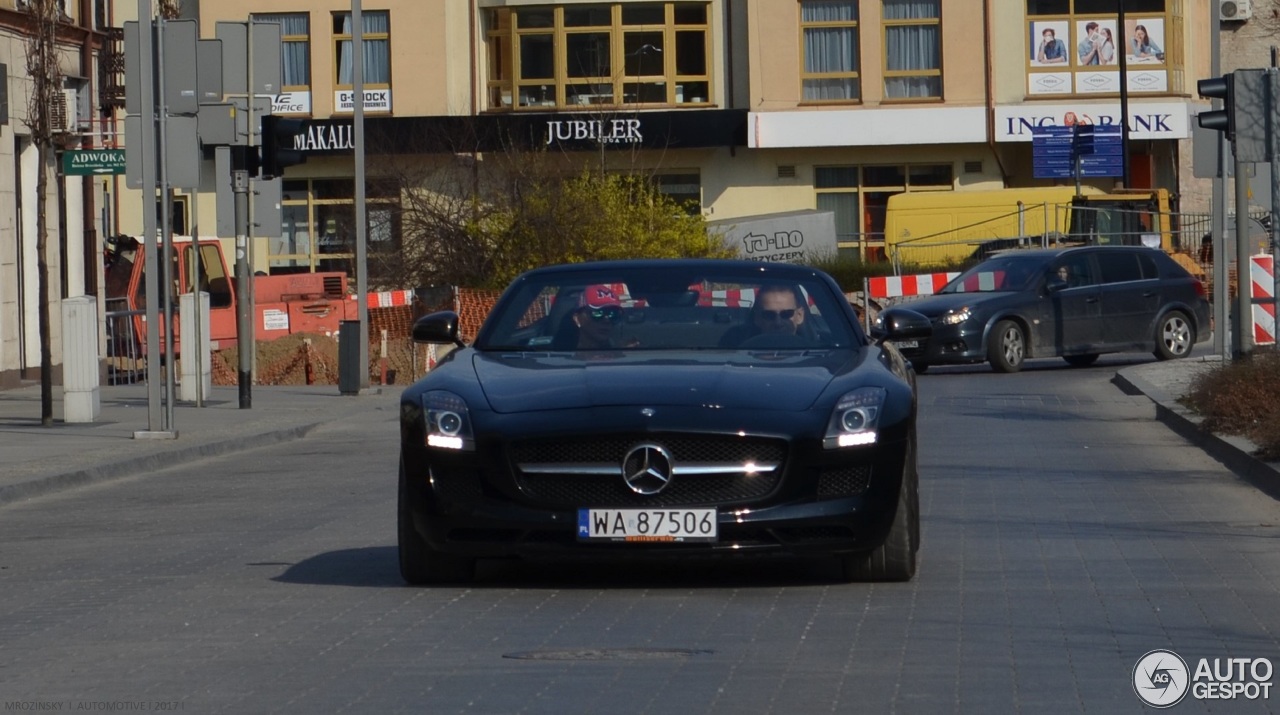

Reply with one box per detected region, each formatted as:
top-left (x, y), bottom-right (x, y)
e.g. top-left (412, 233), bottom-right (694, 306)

top-left (422, 390), bottom-right (475, 451)
top-left (940, 307), bottom-right (971, 325)
top-left (823, 387), bottom-right (885, 450)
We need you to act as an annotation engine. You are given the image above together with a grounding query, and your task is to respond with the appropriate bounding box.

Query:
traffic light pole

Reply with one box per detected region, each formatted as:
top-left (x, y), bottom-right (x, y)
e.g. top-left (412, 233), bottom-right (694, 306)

top-left (1210, 14), bottom-right (1229, 358)
top-left (1235, 150), bottom-right (1253, 358)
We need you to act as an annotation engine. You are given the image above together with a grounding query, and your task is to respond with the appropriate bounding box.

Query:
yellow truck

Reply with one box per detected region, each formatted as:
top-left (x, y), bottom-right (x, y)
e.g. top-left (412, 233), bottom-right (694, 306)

top-left (884, 186), bottom-right (1176, 268)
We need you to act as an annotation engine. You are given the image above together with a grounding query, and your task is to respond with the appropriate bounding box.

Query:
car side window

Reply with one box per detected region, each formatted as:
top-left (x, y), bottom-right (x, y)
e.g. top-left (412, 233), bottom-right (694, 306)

top-left (1137, 253), bottom-right (1159, 279)
top-left (1054, 258), bottom-right (1096, 288)
top-left (1097, 252), bottom-right (1142, 284)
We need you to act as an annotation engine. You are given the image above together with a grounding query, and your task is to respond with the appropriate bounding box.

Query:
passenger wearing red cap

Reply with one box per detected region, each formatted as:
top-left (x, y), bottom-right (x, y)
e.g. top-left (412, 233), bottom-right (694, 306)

top-left (573, 285), bottom-right (626, 350)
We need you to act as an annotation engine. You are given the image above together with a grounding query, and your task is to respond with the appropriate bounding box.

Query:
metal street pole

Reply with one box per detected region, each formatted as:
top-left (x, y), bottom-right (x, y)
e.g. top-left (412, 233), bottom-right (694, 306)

top-left (1118, 0), bottom-right (1131, 188)
top-left (157, 15), bottom-right (176, 432)
top-left (1212, 10), bottom-right (1229, 357)
top-left (135, 0), bottom-right (170, 439)
top-left (234, 150), bottom-right (252, 408)
top-left (353, 0), bottom-right (370, 391)
top-left (1273, 52), bottom-right (1280, 345)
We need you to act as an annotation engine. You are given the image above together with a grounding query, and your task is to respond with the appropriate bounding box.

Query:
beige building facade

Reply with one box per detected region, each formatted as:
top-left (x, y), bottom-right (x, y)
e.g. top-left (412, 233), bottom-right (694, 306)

top-left (5, 0), bottom-right (1261, 387)
top-left (0, 0), bottom-right (111, 389)
top-left (114, 0), bottom-right (1218, 267)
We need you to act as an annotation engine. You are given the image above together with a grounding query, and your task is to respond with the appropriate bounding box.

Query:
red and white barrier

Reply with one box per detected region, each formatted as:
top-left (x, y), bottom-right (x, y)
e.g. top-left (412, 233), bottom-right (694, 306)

top-left (867, 272), bottom-right (959, 299)
top-left (1251, 254), bottom-right (1276, 346)
top-left (354, 289), bottom-right (415, 308)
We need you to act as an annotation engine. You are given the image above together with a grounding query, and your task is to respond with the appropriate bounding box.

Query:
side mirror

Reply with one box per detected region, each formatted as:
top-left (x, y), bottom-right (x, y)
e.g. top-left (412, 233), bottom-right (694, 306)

top-left (872, 308), bottom-right (932, 344)
top-left (412, 311), bottom-right (465, 347)
top-left (1045, 277), bottom-right (1068, 293)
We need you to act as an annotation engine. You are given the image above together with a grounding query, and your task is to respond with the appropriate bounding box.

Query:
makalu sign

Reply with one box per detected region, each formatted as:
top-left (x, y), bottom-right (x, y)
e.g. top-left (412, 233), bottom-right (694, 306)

top-left (709, 210), bottom-right (838, 263)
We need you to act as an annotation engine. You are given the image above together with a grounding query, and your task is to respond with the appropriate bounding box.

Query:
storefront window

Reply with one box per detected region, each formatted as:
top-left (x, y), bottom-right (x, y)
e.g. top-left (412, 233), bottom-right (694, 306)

top-left (273, 178), bottom-right (400, 274)
top-left (816, 163), bottom-right (953, 261)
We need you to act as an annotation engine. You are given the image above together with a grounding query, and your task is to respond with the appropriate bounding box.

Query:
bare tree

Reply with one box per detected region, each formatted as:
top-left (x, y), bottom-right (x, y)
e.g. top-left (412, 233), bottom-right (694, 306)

top-left (23, 0), bottom-right (64, 426)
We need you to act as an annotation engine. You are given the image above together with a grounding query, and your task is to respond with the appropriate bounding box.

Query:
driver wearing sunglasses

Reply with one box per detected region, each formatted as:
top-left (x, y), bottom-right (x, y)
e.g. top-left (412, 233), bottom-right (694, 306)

top-left (573, 285), bottom-right (629, 350)
top-left (753, 283), bottom-right (807, 336)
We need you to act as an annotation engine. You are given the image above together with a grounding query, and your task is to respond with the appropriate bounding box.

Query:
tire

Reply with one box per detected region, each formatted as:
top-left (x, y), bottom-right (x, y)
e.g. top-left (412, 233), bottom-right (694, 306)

top-left (841, 440), bottom-right (919, 583)
top-left (1063, 353), bottom-right (1100, 368)
top-left (398, 462), bottom-right (475, 585)
top-left (987, 320), bottom-right (1026, 373)
top-left (1153, 310), bottom-right (1194, 361)
top-left (911, 362), bottom-right (930, 374)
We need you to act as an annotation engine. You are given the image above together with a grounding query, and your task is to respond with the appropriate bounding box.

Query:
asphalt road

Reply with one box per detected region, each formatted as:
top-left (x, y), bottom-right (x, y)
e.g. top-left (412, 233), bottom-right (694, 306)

top-left (1, 354), bottom-right (1278, 713)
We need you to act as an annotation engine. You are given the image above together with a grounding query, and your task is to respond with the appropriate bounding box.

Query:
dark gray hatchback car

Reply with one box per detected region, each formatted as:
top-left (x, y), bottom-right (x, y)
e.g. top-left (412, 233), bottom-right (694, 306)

top-left (881, 246), bottom-right (1211, 373)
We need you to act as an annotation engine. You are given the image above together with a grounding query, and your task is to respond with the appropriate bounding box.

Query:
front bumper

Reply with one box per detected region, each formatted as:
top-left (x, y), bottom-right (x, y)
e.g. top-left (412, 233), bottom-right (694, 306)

top-left (402, 432), bottom-right (910, 560)
top-left (896, 321), bottom-right (988, 366)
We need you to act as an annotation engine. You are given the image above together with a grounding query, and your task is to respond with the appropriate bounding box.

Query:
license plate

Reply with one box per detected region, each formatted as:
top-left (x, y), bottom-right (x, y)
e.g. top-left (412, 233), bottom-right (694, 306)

top-left (894, 340), bottom-right (919, 349)
top-left (578, 508), bottom-right (718, 542)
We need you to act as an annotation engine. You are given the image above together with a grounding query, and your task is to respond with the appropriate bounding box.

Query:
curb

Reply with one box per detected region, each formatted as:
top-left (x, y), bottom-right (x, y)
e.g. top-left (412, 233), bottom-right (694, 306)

top-left (1112, 371), bottom-right (1280, 501)
top-left (0, 422), bottom-right (325, 507)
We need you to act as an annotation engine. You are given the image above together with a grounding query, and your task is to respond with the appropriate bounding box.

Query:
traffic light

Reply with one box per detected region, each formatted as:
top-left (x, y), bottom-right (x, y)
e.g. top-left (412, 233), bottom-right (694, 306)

top-left (1198, 69), bottom-right (1269, 163)
top-left (258, 115), bottom-right (307, 179)
top-left (1197, 74), bottom-right (1235, 140)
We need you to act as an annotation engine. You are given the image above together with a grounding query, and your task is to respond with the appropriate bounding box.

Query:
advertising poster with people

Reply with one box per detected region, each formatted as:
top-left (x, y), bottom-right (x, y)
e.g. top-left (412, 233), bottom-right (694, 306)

top-left (1075, 19), bottom-right (1119, 67)
top-left (1125, 18), bottom-right (1165, 63)
top-left (1030, 21), bottom-right (1070, 66)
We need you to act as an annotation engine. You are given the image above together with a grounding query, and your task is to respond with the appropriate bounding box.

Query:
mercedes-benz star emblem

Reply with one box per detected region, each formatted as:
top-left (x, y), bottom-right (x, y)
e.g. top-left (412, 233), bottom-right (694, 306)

top-left (622, 443), bottom-right (674, 495)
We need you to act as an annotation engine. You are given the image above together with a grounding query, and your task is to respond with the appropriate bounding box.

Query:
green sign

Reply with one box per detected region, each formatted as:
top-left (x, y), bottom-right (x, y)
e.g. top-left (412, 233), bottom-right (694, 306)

top-left (63, 149), bottom-right (126, 176)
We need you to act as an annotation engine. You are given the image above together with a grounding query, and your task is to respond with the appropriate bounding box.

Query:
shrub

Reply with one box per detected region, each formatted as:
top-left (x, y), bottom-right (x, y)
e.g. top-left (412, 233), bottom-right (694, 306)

top-left (1181, 351), bottom-right (1280, 459)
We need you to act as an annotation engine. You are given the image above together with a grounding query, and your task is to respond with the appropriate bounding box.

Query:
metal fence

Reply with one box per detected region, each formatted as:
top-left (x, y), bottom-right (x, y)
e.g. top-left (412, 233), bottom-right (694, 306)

top-left (104, 298), bottom-right (146, 386)
top-left (888, 205), bottom-right (1273, 274)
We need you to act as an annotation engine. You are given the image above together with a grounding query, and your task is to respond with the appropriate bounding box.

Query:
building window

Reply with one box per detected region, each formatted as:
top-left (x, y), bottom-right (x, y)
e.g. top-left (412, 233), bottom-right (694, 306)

top-left (277, 178), bottom-right (400, 275)
top-left (800, 0), bottom-right (859, 102)
top-left (654, 171), bottom-right (702, 214)
top-left (815, 163), bottom-right (952, 261)
top-left (333, 11), bottom-right (390, 90)
top-left (881, 0), bottom-right (941, 100)
top-left (256, 14), bottom-right (311, 91)
top-left (1026, 0), bottom-right (1175, 97)
top-left (485, 3), bottom-right (712, 111)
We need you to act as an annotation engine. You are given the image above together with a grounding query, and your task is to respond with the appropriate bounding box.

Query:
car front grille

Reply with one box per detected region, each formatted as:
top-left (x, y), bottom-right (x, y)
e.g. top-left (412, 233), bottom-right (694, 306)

top-left (509, 434), bottom-right (788, 508)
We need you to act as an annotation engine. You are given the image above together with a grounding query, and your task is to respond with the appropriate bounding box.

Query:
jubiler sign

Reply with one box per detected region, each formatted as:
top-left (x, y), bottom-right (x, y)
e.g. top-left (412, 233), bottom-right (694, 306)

top-left (544, 118), bottom-right (643, 145)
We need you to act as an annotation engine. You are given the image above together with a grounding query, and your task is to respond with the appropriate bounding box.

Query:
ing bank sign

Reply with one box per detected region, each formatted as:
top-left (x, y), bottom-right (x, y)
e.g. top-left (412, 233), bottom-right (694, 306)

top-left (994, 101), bottom-right (1189, 142)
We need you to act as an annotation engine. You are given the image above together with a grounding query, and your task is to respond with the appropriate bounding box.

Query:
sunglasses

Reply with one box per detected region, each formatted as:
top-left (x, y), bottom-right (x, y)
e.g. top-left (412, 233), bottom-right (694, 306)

top-left (585, 306), bottom-right (622, 322)
top-left (759, 309), bottom-right (797, 321)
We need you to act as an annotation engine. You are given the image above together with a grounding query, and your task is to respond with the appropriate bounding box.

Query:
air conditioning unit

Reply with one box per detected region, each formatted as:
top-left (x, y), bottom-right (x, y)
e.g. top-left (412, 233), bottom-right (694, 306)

top-left (49, 88), bottom-right (79, 134)
top-left (1220, 0), bottom-right (1252, 21)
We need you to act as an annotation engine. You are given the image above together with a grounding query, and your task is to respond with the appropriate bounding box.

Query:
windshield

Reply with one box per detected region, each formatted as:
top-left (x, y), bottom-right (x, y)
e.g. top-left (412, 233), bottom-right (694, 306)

top-left (940, 254), bottom-right (1049, 294)
top-left (476, 265), bottom-right (862, 352)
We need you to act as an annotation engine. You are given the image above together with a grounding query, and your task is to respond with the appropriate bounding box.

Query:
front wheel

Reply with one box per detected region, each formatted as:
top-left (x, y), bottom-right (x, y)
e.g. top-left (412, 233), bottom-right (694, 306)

top-left (987, 320), bottom-right (1026, 373)
top-left (1153, 311), bottom-right (1194, 360)
top-left (911, 362), bottom-right (930, 374)
top-left (399, 463), bottom-right (476, 585)
top-left (840, 441), bottom-right (919, 582)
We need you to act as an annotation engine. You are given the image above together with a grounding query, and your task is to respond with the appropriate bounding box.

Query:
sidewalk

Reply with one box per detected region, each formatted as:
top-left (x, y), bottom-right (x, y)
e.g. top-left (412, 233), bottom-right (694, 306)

top-left (0, 382), bottom-right (404, 506)
top-left (1113, 355), bottom-right (1280, 501)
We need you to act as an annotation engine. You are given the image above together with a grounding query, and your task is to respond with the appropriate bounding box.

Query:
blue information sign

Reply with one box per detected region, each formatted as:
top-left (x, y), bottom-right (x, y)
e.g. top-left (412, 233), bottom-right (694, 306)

top-left (1032, 125), bottom-right (1124, 180)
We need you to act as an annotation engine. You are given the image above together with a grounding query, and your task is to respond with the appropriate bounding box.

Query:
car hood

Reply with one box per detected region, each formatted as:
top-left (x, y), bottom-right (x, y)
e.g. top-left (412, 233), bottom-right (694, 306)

top-left (472, 351), bottom-right (850, 414)
top-left (897, 291), bottom-right (1010, 318)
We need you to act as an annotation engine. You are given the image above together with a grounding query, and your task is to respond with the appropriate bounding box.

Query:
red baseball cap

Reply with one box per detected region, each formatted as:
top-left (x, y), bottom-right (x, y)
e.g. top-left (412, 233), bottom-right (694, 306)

top-left (579, 284), bottom-right (622, 309)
